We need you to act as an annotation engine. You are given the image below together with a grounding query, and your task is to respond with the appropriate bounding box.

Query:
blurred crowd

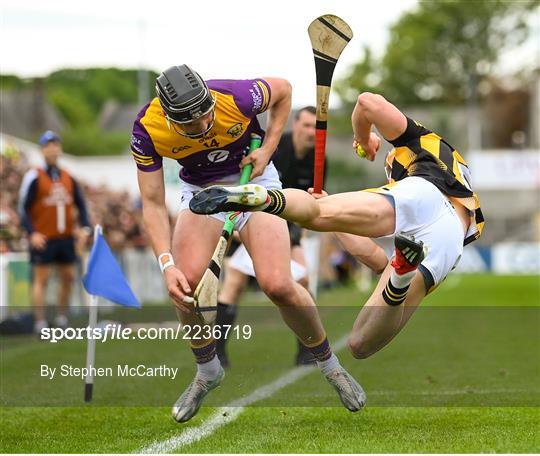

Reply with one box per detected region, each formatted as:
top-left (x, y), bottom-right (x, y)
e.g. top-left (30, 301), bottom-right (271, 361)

top-left (82, 184), bottom-right (148, 251)
top-left (0, 151), bottom-right (150, 253)
top-left (0, 152), bottom-right (28, 252)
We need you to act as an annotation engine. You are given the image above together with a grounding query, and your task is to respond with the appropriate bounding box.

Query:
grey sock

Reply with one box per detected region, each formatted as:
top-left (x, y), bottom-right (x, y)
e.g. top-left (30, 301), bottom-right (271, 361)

top-left (196, 356), bottom-right (221, 381)
top-left (317, 353), bottom-right (341, 376)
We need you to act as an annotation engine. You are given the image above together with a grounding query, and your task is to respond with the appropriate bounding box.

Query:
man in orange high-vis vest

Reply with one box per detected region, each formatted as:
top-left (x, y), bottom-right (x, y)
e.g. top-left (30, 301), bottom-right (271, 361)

top-left (19, 131), bottom-right (92, 334)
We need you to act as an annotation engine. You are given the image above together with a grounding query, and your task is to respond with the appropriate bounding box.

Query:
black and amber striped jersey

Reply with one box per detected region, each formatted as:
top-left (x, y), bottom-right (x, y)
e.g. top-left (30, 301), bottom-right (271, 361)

top-left (386, 117), bottom-right (484, 245)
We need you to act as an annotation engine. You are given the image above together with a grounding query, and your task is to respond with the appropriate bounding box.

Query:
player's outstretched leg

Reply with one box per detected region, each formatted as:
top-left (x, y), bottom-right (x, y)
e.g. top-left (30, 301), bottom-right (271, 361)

top-left (171, 341), bottom-right (225, 422)
top-left (189, 184), bottom-right (396, 237)
top-left (190, 184), bottom-right (395, 239)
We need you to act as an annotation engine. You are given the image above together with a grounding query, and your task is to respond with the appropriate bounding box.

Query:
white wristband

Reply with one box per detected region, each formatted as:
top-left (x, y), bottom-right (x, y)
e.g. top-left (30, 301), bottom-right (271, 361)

top-left (158, 252), bottom-right (175, 273)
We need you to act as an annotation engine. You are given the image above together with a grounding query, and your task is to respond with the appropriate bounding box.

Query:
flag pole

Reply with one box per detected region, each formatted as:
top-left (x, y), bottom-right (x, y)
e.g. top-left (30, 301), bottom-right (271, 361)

top-left (84, 294), bottom-right (98, 402)
top-left (84, 225), bottom-right (101, 402)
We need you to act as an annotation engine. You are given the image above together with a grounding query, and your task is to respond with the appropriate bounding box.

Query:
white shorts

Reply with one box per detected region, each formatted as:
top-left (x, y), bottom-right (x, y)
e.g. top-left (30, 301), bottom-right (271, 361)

top-left (368, 177), bottom-right (464, 289)
top-left (179, 162), bottom-right (282, 231)
top-left (228, 243), bottom-right (307, 281)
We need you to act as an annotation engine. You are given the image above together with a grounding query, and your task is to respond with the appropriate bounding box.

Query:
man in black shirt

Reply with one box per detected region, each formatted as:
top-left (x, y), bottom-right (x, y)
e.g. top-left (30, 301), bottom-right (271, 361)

top-left (273, 106), bottom-right (324, 192)
top-left (216, 107), bottom-right (321, 366)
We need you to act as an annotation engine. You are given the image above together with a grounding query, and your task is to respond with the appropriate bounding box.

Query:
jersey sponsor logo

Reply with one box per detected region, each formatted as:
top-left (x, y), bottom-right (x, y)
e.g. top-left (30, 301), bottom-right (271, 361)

top-left (198, 132), bottom-right (217, 142)
top-left (131, 135), bottom-right (143, 154)
top-left (227, 123), bottom-right (244, 138)
top-left (249, 83), bottom-right (263, 112)
top-left (207, 149), bottom-right (230, 163)
top-left (172, 145), bottom-right (191, 153)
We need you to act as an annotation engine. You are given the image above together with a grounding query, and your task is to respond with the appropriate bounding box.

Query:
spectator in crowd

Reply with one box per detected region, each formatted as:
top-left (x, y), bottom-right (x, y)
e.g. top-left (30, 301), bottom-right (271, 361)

top-left (18, 131), bottom-right (92, 333)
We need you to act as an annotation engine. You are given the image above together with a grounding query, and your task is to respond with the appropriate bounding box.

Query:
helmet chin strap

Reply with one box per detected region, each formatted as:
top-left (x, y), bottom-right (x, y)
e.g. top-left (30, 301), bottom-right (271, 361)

top-left (168, 111), bottom-right (215, 139)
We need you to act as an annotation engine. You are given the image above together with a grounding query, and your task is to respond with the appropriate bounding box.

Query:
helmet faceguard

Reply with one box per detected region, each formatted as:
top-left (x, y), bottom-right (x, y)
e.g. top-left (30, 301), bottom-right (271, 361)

top-left (156, 65), bottom-right (216, 137)
top-left (167, 110), bottom-right (216, 139)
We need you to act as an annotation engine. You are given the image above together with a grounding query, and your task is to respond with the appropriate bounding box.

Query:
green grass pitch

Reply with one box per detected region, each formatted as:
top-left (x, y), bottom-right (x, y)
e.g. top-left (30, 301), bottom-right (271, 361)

top-left (1, 274), bottom-right (539, 453)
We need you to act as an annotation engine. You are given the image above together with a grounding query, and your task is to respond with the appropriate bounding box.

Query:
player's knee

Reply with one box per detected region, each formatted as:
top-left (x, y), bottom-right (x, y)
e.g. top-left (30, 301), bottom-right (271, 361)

top-left (258, 274), bottom-right (296, 304)
top-left (182, 270), bottom-right (203, 290)
top-left (347, 335), bottom-right (374, 359)
top-left (357, 92), bottom-right (386, 113)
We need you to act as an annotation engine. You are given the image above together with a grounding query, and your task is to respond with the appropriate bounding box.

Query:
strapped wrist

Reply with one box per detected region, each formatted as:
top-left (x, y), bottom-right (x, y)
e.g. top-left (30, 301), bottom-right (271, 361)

top-left (158, 252), bottom-right (175, 273)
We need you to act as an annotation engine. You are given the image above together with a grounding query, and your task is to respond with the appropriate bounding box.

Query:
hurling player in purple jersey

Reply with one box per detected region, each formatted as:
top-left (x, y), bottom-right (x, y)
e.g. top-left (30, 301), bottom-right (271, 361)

top-left (131, 65), bottom-right (365, 423)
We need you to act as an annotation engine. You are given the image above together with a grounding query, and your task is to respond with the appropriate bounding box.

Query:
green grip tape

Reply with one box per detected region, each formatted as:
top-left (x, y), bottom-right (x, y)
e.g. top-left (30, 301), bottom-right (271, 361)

top-left (223, 134), bottom-right (262, 234)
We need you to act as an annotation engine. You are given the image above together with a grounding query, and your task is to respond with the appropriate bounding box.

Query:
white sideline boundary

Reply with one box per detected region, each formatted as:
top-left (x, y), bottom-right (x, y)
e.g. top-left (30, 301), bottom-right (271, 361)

top-left (138, 335), bottom-right (349, 454)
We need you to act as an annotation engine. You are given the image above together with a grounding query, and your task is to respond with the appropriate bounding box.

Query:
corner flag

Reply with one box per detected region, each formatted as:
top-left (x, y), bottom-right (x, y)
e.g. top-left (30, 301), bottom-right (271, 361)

top-left (83, 225), bottom-right (140, 308)
top-left (82, 225), bottom-right (140, 402)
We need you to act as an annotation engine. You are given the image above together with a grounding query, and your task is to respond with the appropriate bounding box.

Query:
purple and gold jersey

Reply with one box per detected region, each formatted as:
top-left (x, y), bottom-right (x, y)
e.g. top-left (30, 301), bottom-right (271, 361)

top-left (130, 79), bottom-right (271, 185)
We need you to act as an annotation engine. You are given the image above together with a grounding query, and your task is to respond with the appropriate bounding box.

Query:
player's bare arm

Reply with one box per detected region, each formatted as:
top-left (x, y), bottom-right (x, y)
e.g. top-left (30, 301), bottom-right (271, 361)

top-left (351, 92), bottom-right (407, 161)
top-left (240, 77), bottom-right (292, 179)
top-left (136, 168), bottom-right (192, 312)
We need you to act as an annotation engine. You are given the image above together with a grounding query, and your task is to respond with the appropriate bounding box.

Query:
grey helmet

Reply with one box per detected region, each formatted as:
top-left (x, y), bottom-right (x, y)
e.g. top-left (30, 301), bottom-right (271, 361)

top-left (156, 65), bottom-right (215, 128)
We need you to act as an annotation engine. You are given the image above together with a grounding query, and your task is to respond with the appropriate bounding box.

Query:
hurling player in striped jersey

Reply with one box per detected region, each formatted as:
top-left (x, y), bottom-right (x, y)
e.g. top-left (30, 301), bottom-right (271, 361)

top-left (190, 91), bottom-right (484, 362)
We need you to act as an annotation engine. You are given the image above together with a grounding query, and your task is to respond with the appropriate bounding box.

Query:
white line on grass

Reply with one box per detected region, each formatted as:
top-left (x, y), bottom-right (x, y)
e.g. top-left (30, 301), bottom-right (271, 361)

top-left (369, 388), bottom-right (537, 396)
top-left (139, 335), bottom-right (349, 454)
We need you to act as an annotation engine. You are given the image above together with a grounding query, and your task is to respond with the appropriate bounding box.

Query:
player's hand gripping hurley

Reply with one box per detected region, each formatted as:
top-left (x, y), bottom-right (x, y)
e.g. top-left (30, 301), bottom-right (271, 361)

top-left (192, 134), bottom-right (262, 324)
top-left (308, 14), bottom-right (353, 193)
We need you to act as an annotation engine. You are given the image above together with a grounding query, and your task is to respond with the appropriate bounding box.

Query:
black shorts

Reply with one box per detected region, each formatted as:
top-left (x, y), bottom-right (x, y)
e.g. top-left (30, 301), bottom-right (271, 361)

top-left (30, 238), bottom-right (77, 265)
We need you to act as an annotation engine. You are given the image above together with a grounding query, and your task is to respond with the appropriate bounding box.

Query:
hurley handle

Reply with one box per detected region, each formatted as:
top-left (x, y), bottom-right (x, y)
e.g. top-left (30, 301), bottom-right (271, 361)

top-left (223, 134), bottom-right (262, 234)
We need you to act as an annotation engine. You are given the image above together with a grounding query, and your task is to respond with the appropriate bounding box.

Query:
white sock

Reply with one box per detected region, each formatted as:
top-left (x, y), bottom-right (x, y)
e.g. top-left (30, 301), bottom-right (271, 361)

top-left (317, 353), bottom-right (341, 376)
top-left (390, 269), bottom-right (416, 289)
top-left (196, 356), bottom-right (221, 381)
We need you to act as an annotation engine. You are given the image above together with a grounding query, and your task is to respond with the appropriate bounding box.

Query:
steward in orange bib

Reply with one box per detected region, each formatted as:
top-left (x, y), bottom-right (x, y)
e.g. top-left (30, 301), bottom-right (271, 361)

top-left (19, 131), bottom-right (91, 333)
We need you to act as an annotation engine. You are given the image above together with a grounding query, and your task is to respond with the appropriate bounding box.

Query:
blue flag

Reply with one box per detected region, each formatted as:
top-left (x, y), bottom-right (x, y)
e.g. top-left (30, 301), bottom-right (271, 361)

top-left (83, 228), bottom-right (140, 308)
